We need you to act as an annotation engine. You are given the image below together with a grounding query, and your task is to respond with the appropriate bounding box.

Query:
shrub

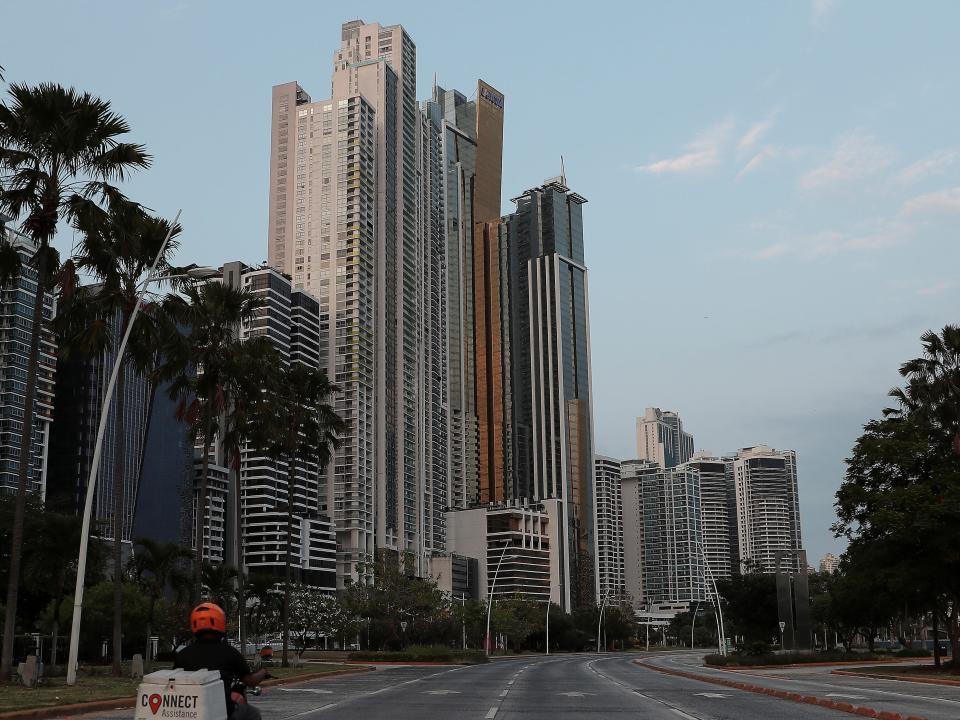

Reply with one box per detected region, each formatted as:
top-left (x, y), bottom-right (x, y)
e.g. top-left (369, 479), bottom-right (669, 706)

top-left (704, 650), bottom-right (894, 666)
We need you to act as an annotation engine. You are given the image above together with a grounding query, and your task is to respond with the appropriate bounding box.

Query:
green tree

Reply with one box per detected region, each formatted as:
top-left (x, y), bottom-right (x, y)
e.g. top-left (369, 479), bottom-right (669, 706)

top-left (130, 538), bottom-right (192, 662)
top-left (716, 569), bottom-right (778, 646)
top-left (261, 362), bottom-right (344, 666)
top-left (201, 562), bottom-right (239, 616)
top-left (834, 325), bottom-right (960, 668)
top-left (158, 282), bottom-right (262, 597)
top-left (0, 82), bottom-right (149, 677)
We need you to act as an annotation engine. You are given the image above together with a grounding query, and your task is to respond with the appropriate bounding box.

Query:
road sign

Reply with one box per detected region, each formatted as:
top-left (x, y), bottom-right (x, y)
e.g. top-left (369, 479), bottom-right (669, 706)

top-left (778, 621), bottom-right (786, 631)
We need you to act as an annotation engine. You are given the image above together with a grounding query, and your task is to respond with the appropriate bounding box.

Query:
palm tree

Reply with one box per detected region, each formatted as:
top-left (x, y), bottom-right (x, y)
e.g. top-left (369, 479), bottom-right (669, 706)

top-left (130, 538), bottom-right (192, 663)
top-left (63, 199), bottom-right (180, 675)
top-left (0, 82), bottom-right (149, 677)
top-left (158, 282), bottom-right (262, 597)
top-left (220, 335), bottom-right (284, 656)
top-left (263, 363), bottom-right (344, 667)
top-left (202, 561), bottom-right (239, 612)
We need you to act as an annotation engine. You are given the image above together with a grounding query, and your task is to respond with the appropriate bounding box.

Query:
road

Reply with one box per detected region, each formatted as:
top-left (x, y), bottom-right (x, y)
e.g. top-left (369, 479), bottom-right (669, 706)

top-left (84, 652), bottom-right (866, 720)
top-left (650, 652), bottom-right (960, 720)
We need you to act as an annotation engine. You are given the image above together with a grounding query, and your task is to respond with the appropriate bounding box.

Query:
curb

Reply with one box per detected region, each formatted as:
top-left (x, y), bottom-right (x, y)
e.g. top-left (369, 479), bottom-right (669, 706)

top-left (831, 669), bottom-right (960, 688)
top-left (0, 697), bottom-right (135, 720)
top-left (705, 658), bottom-right (920, 670)
top-left (634, 660), bottom-right (928, 720)
top-left (261, 665), bottom-right (373, 687)
top-left (0, 666), bottom-right (373, 720)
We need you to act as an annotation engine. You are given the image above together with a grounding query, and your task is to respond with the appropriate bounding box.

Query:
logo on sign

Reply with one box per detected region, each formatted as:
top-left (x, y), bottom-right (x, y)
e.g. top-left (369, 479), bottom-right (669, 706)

top-left (148, 694), bottom-right (162, 715)
top-left (480, 86), bottom-right (504, 110)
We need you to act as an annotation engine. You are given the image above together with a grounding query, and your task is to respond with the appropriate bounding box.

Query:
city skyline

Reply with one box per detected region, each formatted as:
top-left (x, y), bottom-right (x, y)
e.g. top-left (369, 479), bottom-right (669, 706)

top-left (4, 1), bottom-right (960, 565)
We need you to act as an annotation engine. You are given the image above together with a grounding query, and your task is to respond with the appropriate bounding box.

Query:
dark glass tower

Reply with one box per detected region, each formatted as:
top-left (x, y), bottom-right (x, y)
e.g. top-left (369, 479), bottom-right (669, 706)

top-left (504, 177), bottom-right (594, 609)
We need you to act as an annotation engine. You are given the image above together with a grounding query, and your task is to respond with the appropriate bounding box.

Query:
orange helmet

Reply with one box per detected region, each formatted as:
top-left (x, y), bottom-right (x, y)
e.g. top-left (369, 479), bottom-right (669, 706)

top-left (190, 603), bottom-right (227, 636)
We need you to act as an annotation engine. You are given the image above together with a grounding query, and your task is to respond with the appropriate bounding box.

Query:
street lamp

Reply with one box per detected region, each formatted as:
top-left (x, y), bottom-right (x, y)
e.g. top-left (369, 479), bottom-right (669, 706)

top-left (698, 540), bottom-right (727, 656)
top-left (597, 590), bottom-right (610, 653)
top-left (545, 600), bottom-right (550, 655)
top-left (690, 601), bottom-right (702, 649)
top-left (485, 541), bottom-right (512, 656)
top-left (64, 214), bottom-right (197, 686)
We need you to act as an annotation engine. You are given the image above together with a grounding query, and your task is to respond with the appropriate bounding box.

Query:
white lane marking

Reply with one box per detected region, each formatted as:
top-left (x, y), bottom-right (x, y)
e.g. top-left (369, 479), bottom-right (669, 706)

top-left (825, 693), bottom-right (867, 699)
top-left (499, 689), bottom-right (508, 697)
top-left (485, 706), bottom-right (499, 719)
top-left (693, 693), bottom-right (729, 698)
top-left (557, 691), bottom-right (595, 697)
top-left (423, 689), bottom-right (461, 695)
top-left (671, 709), bottom-right (699, 720)
top-left (507, 680), bottom-right (515, 685)
top-left (278, 688), bottom-right (333, 693)
top-left (668, 660), bottom-right (960, 707)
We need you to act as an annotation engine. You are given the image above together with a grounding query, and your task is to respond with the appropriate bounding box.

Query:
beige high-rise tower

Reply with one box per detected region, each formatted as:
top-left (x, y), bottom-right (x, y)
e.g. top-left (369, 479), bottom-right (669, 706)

top-left (267, 19), bottom-right (425, 583)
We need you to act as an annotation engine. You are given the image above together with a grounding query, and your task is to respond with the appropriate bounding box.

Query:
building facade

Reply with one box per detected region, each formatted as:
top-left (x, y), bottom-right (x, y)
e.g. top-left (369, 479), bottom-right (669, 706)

top-left (622, 459), bottom-right (706, 607)
top-left (503, 178), bottom-right (595, 609)
top-left (0, 218), bottom-right (57, 500)
top-left (216, 262), bottom-right (336, 590)
top-left (684, 452), bottom-right (736, 581)
top-left (819, 553), bottom-right (839, 574)
top-left (268, 21), bottom-right (465, 583)
top-left (594, 455), bottom-right (625, 599)
top-left (445, 500), bottom-right (562, 606)
top-left (732, 445), bottom-right (802, 573)
top-left (635, 407), bottom-right (694, 469)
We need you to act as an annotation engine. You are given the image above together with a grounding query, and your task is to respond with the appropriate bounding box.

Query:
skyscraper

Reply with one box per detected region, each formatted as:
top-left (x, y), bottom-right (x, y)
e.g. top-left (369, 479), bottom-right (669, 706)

top-left (503, 177), bottom-right (595, 608)
top-left (684, 452), bottom-right (736, 581)
top-left (217, 262), bottom-right (336, 590)
top-left (732, 445), bottom-right (802, 573)
top-left (266, 20), bottom-right (467, 582)
top-left (635, 407), bottom-right (694, 469)
top-left (621, 460), bottom-right (706, 607)
top-left (594, 455), bottom-right (624, 599)
top-left (0, 217), bottom-right (56, 500)
top-left (48, 304), bottom-right (151, 552)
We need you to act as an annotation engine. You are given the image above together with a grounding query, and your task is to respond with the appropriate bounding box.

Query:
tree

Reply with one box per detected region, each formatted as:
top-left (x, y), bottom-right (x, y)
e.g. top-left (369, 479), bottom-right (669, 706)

top-left (245, 574), bottom-right (281, 649)
top-left (158, 282), bottom-right (262, 597)
top-left (0, 82), bottom-right (149, 677)
top-left (64, 199), bottom-right (180, 675)
top-left (201, 562), bottom-right (239, 615)
top-left (130, 538), bottom-right (192, 663)
top-left (716, 569), bottom-right (779, 646)
top-left (834, 326), bottom-right (960, 669)
top-left (261, 362), bottom-right (344, 667)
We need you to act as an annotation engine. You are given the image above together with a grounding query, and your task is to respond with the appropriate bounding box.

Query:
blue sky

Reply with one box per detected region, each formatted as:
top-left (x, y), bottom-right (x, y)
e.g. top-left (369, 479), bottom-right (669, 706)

top-left (4, 1), bottom-right (959, 563)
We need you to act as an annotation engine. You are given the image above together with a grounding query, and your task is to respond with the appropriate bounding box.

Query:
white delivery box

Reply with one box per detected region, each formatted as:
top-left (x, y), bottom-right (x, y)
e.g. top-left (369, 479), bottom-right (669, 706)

top-left (134, 669), bottom-right (227, 720)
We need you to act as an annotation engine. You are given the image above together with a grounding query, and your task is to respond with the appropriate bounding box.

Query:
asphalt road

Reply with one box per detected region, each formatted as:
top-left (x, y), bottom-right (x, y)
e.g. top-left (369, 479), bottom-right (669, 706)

top-left (652, 652), bottom-right (960, 720)
top-left (83, 652), bottom-right (860, 720)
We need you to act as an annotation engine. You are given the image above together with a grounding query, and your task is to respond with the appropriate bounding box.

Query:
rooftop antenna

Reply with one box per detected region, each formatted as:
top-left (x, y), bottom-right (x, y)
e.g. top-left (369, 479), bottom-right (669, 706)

top-left (560, 155), bottom-right (567, 185)
top-left (433, 72), bottom-right (437, 97)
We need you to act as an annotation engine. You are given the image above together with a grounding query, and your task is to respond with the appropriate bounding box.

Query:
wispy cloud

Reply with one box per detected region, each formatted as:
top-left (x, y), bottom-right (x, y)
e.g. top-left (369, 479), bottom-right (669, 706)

top-left (917, 280), bottom-right (955, 297)
top-left (737, 145), bottom-right (808, 178)
top-left (635, 118), bottom-right (735, 175)
top-left (738, 115), bottom-right (777, 153)
top-left (798, 130), bottom-right (896, 192)
top-left (812, 0), bottom-right (837, 23)
top-left (901, 186), bottom-right (960, 216)
top-left (896, 149), bottom-right (960, 186)
top-left (751, 241), bottom-right (789, 260)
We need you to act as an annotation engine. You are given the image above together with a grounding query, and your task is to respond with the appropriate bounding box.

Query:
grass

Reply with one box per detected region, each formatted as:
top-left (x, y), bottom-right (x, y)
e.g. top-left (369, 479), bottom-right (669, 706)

top-left (704, 649), bottom-right (930, 667)
top-left (0, 663), bottom-right (354, 713)
top-left (862, 664), bottom-right (960, 680)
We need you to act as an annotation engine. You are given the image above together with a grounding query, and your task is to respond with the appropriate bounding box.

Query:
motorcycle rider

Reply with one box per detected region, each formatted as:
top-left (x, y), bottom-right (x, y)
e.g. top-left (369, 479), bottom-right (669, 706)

top-left (174, 603), bottom-right (269, 720)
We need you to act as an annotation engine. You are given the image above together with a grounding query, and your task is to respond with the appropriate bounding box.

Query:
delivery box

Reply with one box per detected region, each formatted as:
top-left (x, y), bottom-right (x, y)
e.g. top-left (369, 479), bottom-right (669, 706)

top-left (134, 668), bottom-right (227, 720)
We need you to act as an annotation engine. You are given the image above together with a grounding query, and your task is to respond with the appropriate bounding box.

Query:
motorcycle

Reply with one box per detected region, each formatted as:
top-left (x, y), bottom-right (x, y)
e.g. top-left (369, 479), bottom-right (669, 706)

top-left (230, 679), bottom-right (262, 707)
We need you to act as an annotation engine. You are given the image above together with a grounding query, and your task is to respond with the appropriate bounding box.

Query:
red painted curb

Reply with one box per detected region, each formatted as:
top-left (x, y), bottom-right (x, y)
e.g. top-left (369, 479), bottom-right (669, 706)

top-left (0, 697), bottom-right (135, 720)
top-left (633, 661), bottom-right (927, 720)
top-left (261, 665), bottom-right (372, 687)
top-left (707, 658), bottom-right (917, 670)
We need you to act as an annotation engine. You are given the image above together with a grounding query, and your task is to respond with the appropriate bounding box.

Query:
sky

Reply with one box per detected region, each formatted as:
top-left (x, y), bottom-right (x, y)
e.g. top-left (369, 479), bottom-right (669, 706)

top-left (4, 0), bottom-right (959, 564)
